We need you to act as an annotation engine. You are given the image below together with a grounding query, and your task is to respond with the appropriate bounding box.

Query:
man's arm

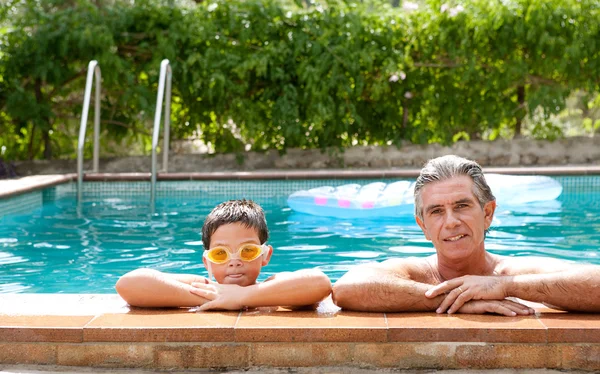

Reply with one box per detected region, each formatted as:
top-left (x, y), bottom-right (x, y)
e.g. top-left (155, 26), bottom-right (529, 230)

top-left (115, 268), bottom-right (210, 308)
top-left (190, 269), bottom-right (332, 311)
top-left (332, 258), bottom-right (445, 312)
top-left (332, 258), bottom-right (534, 316)
top-left (507, 265), bottom-right (600, 312)
top-left (427, 259), bottom-right (600, 313)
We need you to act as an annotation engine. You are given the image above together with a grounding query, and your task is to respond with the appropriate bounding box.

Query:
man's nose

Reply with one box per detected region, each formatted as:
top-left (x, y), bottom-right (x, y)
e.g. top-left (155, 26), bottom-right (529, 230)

top-left (444, 210), bottom-right (461, 227)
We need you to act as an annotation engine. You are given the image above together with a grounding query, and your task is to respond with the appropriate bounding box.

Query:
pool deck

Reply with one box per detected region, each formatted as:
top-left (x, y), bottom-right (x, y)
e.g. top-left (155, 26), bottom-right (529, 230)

top-left (1, 170), bottom-right (600, 370)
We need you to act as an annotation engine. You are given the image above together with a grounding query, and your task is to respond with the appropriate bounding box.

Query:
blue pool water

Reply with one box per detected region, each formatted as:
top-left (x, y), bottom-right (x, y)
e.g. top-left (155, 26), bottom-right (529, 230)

top-left (1, 178), bottom-right (599, 293)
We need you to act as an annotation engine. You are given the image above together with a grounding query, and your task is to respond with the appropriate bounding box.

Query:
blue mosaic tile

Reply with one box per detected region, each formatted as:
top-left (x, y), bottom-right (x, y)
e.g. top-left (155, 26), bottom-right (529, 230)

top-left (0, 191), bottom-right (43, 217)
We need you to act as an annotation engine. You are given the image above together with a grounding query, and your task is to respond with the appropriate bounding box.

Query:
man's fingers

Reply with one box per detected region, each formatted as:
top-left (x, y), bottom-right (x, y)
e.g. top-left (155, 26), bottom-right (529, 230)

top-left (447, 291), bottom-right (471, 314)
top-left (510, 306), bottom-right (534, 315)
top-left (485, 300), bottom-right (535, 316)
top-left (436, 287), bottom-right (463, 313)
top-left (426, 281), bottom-right (452, 298)
top-left (502, 299), bottom-right (535, 315)
top-left (487, 303), bottom-right (517, 317)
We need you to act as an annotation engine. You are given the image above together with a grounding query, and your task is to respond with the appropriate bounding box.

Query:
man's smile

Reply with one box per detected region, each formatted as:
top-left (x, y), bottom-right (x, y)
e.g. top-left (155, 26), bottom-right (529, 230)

top-left (444, 234), bottom-right (467, 242)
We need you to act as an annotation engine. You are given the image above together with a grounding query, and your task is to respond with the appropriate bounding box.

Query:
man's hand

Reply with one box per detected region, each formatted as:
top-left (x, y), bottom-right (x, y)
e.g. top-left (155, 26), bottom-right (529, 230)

top-left (457, 299), bottom-right (535, 316)
top-left (425, 275), bottom-right (529, 314)
top-left (189, 282), bottom-right (247, 311)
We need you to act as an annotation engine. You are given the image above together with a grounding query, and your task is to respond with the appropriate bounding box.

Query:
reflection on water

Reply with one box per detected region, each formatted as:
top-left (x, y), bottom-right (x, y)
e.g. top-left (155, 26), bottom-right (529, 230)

top-left (1, 187), bottom-right (599, 293)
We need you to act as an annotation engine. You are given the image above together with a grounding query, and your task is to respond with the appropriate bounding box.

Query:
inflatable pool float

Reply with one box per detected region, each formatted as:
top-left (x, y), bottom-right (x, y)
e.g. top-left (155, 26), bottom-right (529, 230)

top-left (287, 174), bottom-right (562, 219)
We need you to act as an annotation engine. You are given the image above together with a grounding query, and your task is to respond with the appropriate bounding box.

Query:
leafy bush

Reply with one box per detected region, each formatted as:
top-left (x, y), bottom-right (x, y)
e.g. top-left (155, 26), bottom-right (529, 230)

top-left (0, 0), bottom-right (599, 160)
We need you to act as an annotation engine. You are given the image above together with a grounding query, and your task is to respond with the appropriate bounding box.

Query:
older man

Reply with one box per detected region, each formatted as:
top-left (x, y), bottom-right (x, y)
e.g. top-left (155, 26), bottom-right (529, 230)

top-left (332, 155), bottom-right (600, 315)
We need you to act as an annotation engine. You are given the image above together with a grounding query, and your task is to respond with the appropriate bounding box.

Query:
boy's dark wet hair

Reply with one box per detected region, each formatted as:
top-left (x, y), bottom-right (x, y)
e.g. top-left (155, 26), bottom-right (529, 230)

top-left (201, 199), bottom-right (269, 250)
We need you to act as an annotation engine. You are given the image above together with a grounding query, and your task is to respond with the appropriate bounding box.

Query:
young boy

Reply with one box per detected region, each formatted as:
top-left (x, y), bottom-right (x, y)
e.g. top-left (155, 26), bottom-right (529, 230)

top-left (116, 199), bottom-right (332, 310)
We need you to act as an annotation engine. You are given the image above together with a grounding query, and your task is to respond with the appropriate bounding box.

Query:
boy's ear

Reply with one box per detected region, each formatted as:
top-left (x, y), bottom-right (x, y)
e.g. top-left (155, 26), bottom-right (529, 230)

top-left (202, 253), bottom-right (208, 269)
top-left (261, 245), bottom-right (273, 266)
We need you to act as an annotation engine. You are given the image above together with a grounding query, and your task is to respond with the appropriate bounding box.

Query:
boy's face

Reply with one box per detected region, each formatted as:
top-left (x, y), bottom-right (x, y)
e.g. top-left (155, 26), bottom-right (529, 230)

top-left (202, 222), bottom-right (272, 286)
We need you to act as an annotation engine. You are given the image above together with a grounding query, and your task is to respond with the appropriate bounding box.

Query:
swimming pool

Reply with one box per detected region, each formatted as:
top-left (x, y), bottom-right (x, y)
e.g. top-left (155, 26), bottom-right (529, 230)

top-left (1, 177), bottom-right (599, 293)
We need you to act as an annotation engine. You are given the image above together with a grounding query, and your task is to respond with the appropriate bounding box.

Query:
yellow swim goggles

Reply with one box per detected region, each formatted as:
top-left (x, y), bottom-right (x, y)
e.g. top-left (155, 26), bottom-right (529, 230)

top-left (204, 243), bottom-right (269, 264)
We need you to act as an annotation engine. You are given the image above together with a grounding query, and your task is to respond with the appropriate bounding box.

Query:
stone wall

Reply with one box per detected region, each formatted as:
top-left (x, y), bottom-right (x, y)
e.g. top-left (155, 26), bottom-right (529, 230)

top-left (11, 137), bottom-right (600, 175)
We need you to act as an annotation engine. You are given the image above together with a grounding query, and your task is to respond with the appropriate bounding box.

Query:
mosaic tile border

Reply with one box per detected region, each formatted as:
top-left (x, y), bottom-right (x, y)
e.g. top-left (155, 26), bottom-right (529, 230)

top-left (57, 179), bottom-right (414, 200)
top-left (0, 191), bottom-right (43, 217)
top-left (1, 169), bottom-right (599, 209)
top-left (55, 175), bottom-right (600, 199)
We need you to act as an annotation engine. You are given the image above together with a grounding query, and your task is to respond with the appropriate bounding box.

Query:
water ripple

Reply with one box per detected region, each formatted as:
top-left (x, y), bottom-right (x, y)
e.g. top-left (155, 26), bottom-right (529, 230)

top-left (1, 189), bottom-right (600, 292)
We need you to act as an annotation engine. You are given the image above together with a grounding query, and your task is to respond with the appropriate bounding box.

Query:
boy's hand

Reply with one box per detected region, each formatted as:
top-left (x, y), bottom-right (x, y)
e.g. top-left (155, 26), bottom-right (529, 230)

top-left (190, 282), bottom-right (246, 311)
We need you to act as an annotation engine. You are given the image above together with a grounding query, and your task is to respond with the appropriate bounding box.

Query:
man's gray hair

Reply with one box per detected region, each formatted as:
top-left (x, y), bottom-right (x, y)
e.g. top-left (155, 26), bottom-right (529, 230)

top-left (414, 155), bottom-right (496, 220)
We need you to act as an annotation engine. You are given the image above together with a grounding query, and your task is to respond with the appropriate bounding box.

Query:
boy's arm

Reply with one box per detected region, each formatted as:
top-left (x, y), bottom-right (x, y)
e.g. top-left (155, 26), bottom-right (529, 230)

top-left (116, 268), bottom-right (210, 308)
top-left (190, 269), bottom-right (332, 311)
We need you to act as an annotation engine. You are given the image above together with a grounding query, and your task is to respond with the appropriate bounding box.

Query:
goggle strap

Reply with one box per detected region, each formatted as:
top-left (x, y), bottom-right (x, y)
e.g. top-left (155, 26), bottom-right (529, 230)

top-left (262, 244), bottom-right (271, 259)
top-left (203, 251), bottom-right (215, 281)
top-left (207, 260), bottom-right (214, 281)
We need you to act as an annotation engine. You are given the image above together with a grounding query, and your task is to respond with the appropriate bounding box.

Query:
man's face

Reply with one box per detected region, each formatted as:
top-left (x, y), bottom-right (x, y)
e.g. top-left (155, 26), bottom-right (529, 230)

top-left (415, 175), bottom-right (495, 260)
top-left (202, 222), bottom-right (272, 286)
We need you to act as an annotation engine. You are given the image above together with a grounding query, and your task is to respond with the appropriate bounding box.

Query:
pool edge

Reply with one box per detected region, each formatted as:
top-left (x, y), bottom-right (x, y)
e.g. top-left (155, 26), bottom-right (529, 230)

top-left (0, 294), bottom-right (599, 370)
top-left (2, 166), bottom-right (600, 199)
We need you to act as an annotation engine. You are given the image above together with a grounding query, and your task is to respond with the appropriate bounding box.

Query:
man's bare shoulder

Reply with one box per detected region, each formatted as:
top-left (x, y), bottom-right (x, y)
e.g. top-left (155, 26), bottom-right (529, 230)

top-left (494, 254), bottom-right (579, 276)
top-left (376, 256), bottom-right (435, 282)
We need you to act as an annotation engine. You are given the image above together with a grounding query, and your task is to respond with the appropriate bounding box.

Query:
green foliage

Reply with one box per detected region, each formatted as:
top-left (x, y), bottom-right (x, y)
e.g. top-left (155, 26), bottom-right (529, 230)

top-left (1, 0), bottom-right (599, 160)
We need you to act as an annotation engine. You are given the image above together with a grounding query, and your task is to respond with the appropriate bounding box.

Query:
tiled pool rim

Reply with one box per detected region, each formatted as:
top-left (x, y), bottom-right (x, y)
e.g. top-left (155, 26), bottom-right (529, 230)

top-left (1, 165), bottom-right (600, 198)
top-left (1, 168), bottom-right (599, 370)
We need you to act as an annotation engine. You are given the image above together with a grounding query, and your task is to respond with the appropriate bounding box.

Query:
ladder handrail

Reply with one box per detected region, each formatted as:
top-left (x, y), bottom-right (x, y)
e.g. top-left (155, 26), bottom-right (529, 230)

top-left (77, 60), bottom-right (101, 203)
top-left (150, 59), bottom-right (172, 206)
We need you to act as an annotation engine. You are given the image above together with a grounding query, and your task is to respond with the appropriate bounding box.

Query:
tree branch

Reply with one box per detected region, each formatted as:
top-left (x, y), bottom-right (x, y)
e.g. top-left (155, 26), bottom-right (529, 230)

top-left (48, 69), bottom-right (88, 98)
top-left (100, 119), bottom-right (151, 136)
top-left (526, 74), bottom-right (562, 87)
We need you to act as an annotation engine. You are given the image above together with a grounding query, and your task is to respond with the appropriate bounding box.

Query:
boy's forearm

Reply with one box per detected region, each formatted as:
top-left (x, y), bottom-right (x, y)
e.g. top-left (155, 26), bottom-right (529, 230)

top-left (241, 270), bottom-right (331, 308)
top-left (507, 267), bottom-right (600, 312)
top-left (170, 273), bottom-right (208, 285)
top-left (116, 269), bottom-right (209, 308)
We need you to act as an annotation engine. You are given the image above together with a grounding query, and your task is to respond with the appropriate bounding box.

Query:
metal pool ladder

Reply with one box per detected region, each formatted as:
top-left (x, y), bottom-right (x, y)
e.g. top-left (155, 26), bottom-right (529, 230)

top-left (150, 59), bottom-right (172, 209)
top-left (77, 60), bottom-right (101, 203)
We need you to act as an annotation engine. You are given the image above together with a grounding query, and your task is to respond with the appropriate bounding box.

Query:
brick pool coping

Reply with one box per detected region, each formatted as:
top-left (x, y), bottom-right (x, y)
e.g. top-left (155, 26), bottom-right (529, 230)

top-left (0, 294), bottom-right (599, 370)
top-left (1, 169), bottom-right (599, 369)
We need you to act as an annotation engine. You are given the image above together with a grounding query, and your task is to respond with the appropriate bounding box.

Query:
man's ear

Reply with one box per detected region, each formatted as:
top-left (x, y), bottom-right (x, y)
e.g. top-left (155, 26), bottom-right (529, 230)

top-left (261, 245), bottom-right (273, 266)
top-left (483, 200), bottom-right (496, 229)
top-left (416, 216), bottom-right (430, 240)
